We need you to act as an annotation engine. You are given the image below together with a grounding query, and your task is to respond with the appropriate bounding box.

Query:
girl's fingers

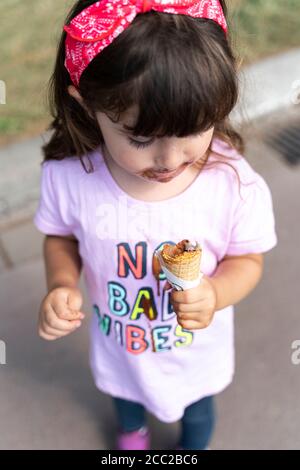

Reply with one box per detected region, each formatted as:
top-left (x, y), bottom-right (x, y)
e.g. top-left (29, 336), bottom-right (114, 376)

top-left (58, 309), bottom-right (85, 321)
top-left (39, 331), bottom-right (58, 341)
top-left (176, 309), bottom-right (209, 320)
top-left (176, 309), bottom-right (211, 324)
top-left (51, 296), bottom-right (84, 320)
top-left (45, 306), bottom-right (82, 331)
top-left (41, 322), bottom-right (81, 338)
top-left (171, 300), bottom-right (205, 313)
top-left (178, 318), bottom-right (211, 330)
top-left (171, 287), bottom-right (205, 304)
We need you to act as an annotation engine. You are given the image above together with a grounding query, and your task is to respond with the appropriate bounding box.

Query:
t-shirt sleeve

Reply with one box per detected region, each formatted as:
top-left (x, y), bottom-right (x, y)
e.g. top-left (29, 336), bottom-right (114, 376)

top-left (33, 161), bottom-right (74, 236)
top-left (226, 174), bottom-right (277, 255)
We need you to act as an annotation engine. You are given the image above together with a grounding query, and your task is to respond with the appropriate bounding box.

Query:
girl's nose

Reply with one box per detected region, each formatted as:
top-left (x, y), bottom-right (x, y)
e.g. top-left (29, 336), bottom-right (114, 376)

top-left (155, 138), bottom-right (185, 172)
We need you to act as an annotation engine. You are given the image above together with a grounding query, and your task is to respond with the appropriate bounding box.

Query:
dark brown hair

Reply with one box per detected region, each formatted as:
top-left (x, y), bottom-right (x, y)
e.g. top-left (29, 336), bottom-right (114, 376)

top-left (43, 0), bottom-right (244, 176)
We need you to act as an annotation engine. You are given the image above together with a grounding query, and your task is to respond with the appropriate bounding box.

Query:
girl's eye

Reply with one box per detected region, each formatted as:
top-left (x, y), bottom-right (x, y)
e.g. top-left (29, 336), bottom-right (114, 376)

top-left (128, 137), bottom-right (155, 149)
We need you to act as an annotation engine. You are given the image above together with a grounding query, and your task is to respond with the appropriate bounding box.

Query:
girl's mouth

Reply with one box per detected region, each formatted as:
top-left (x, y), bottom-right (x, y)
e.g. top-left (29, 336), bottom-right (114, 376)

top-left (142, 163), bottom-right (189, 181)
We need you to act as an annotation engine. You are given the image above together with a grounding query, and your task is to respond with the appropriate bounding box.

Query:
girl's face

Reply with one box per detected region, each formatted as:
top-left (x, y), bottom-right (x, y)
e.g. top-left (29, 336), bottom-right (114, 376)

top-left (96, 108), bottom-right (214, 184)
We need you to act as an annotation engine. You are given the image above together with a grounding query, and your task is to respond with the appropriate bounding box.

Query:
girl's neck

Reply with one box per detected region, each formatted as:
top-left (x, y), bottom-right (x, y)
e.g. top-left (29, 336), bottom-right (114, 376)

top-left (101, 145), bottom-right (206, 203)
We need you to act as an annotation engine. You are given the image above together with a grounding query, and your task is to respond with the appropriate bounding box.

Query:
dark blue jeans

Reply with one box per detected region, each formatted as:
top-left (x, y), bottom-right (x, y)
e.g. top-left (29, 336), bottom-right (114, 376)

top-left (113, 395), bottom-right (215, 450)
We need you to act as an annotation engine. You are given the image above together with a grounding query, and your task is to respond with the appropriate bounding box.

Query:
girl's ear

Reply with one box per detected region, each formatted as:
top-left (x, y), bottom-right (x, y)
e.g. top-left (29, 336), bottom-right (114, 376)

top-left (68, 85), bottom-right (95, 120)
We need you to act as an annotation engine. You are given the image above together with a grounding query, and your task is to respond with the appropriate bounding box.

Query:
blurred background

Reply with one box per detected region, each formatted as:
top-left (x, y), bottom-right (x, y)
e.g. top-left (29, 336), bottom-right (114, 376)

top-left (1, 0), bottom-right (300, 146)
top-left (0, 0), bottom-right (300, 450)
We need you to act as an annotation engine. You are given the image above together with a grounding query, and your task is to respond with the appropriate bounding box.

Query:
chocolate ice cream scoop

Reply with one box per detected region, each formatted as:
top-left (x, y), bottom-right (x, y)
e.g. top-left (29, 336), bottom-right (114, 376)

top-left (162, 239), bottom-right (201, 257)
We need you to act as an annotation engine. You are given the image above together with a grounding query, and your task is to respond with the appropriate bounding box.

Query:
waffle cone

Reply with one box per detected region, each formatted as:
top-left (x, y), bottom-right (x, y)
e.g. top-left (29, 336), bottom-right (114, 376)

top-left (161, 243), bottom-right (202, 281)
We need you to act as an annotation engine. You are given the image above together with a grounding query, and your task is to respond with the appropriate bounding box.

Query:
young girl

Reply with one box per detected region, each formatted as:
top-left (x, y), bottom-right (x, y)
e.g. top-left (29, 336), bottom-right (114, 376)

top-left (34, 0), bottom-right (277, 450)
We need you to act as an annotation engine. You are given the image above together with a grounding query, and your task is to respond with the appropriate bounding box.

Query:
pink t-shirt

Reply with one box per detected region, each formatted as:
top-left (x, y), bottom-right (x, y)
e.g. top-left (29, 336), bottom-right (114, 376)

top-left (33, 137), bottom-right (277, 422)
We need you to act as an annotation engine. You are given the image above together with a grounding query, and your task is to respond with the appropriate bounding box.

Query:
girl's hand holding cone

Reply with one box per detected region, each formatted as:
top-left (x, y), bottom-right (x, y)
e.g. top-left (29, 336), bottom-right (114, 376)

top-left (157, 239), bottom-right (217, 329)
top-left (164, 276), bottom-right (217, 330)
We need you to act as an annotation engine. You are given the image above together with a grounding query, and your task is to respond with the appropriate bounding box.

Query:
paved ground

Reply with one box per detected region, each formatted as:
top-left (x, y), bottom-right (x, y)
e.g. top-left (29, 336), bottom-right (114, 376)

top-left (1, 48), bottom-right (300, 450)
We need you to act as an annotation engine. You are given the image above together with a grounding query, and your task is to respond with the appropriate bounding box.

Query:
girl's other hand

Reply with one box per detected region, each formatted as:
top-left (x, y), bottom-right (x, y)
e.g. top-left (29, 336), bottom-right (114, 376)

top-left (38, 287), bottom-right (86, 341)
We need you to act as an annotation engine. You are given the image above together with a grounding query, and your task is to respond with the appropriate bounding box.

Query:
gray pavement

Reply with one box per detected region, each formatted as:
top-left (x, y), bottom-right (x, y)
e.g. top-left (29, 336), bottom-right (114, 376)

top-left (232, 47), bottom-right (300, 122)
top-left (1, 49), bottom-right (300, 449)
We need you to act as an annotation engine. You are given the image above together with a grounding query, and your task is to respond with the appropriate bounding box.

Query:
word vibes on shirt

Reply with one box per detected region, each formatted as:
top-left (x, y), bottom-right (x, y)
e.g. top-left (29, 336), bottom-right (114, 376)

top-left (93, 241), bottom-right (194, 355)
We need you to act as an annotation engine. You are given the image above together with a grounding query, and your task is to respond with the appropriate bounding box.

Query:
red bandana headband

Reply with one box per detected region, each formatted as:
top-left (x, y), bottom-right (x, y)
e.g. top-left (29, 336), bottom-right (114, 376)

top-left (64, 0), bottom-right (227, 87)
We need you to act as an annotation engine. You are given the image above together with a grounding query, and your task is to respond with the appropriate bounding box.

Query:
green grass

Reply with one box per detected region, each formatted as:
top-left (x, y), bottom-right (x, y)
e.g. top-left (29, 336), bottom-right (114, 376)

top-left (1, 0), bottom-right (300, 145)
top-left (0, 0), bottom-right (72, 145)
top-left (229, 0), bottom-right (300, 63)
